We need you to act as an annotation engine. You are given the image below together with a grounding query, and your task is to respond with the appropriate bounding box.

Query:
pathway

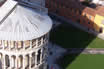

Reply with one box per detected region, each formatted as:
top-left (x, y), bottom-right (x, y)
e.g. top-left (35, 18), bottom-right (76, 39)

top-left (48, 43), bottom-right (67, 69)
top-left (68, 48), bottom-right (104, 54)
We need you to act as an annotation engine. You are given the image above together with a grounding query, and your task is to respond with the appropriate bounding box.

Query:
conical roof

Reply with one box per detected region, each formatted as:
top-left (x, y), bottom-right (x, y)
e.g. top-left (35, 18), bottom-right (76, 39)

top-left (0, 3), bottom-right (52, 41)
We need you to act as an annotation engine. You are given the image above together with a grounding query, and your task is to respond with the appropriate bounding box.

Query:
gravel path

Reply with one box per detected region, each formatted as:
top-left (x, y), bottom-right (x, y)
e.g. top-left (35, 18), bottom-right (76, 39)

top-left (67, 48), bottom-right (104, 54)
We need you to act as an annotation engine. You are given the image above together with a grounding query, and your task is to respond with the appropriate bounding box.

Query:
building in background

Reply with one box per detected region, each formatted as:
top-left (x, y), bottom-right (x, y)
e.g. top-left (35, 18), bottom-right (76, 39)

top-left (0, 0), bottom-right (52, 69)
top-left (46, 0), bottom-right (104, 33)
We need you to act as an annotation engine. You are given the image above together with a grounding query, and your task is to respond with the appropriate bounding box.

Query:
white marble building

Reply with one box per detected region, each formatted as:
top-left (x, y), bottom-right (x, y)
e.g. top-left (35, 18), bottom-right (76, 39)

top-left (0, 0), bottom-right (52, 69)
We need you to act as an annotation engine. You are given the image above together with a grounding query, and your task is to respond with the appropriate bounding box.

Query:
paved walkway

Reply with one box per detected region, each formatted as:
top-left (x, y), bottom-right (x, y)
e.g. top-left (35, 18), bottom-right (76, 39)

top-left (47, 43), bottom-right (104, 69)
top-left (67, 48), bottom-right (104, 54)
top-left (48, 43), bottom-right (67, 69)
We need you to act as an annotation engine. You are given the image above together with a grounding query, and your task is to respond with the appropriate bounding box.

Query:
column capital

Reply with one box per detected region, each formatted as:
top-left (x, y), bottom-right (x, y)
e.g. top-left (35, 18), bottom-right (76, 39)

top-left (36, 39), bottom-right (38, 47)
top-left (16, 55), bottom-right (19, 58)
top-left (3, 55), bottom-right (6, 69)
top-left (3, 54), bottom-right (6, 56)
top-left (41, 37), bottom-right (43, 45)
top-left (23, 55), bottom-right (26, 58)
top-left (2, 40), bottom-right (4, 50)
top-left (8, 41), bottom-right (11, 50)
top-left (30, 40), bottom-right (32, 49)
top-left (23, 41), bottom-right (25, 50)
top-left (41, 48), bottom-right (43, 53)
top-left (35, 51), bottom-right (38, 55)
top-left (29, 54), bottom-right (32, 57)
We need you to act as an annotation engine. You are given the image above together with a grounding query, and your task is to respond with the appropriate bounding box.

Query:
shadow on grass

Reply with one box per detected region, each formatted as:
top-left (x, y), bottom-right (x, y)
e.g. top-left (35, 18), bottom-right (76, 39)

top-left (50, 23), bottom-right (96, 48)
top-left (46, 0), bottom-right (101, 69)
top-left (49, 23), bottom-right (97, 69)
top-left (57, 54), bottom-right (78, 69)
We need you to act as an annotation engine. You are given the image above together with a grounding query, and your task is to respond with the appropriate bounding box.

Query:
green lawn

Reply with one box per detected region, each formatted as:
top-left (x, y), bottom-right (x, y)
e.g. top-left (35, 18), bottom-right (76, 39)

top-left (59, 54), bottom-right (104, 69)
top-left (50, 23), bottom-right (104, 48)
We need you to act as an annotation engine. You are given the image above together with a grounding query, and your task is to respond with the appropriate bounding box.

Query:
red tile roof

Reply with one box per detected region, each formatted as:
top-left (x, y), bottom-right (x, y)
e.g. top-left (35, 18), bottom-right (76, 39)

top-left (83, 7), bottom-right (96, 16)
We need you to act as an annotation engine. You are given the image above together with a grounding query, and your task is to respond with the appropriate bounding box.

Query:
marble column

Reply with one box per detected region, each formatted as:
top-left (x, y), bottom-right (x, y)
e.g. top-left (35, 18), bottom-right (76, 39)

top-left (36, 39), bottom-right (38, 47)
top-left (2, 40), bottom-right (4, 50)
top-left (9, 55), bottom-right (12, 69)
top-left (15, 56), bottom-right (18, 68)
top-left (30, 40), bottom-right (32, 49)
top-left (29, 54), bottom-right (32, 69)
top-left (41, 38), bottom-right (43, 45)
top-left (35, 51), bottom-right (38, 67)
top-left (9, 41), bottom-right (11, 50)
top-left (3, 54), bottom-right (6, 69)
top-left (40, 48), bottom-right (43, 64)
top-left (23, 55), bottom-right (25, 69)
top-left (18, 56), bottom-right (22, 68)
top-left (11, 56), bottom-right (14, 68)
top-left (23, 42), bottom-right (25, 50)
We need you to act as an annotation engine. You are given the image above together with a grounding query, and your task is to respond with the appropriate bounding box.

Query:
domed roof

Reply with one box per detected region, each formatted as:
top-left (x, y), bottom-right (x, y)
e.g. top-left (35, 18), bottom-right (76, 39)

top-left (0, 4), bottom-right (52, 41)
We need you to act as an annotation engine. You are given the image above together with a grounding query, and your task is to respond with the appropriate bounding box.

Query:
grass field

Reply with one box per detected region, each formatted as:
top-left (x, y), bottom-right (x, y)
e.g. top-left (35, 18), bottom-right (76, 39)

top-left (59, 54), bottom-right (104, 69)
top-left (50, 23), bottom-right (104, 48)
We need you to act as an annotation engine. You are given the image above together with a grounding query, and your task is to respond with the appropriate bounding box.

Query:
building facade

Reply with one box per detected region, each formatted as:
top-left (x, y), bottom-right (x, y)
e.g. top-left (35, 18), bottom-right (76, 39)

top-left (46, 0), bottom-right (104, 33)
top-left (0, 0), bottom-right (52, 69)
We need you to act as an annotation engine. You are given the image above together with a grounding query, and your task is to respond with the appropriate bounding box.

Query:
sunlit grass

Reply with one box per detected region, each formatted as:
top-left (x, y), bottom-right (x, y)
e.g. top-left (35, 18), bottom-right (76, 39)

top-left (59, 54), bottom-right (104, 69)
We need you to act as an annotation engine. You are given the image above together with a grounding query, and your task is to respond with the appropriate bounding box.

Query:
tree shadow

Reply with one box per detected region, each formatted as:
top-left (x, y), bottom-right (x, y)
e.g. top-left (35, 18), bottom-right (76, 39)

top-left (45, 0), bottom-right (103, 69)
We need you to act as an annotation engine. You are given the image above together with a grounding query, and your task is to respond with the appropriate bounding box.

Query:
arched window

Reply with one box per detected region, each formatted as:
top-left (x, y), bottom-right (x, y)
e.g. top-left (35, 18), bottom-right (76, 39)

top-left (4, 40), bottom-right (8, 48)
top-left (24, 40), bottom-right (30, 49)
top-left (14, 41), bottom-right (18, 49)
top-left (0, 40), bottom-right (2, 48)
top-left (43, 34), bottom-right (48, 44)
top-left (18, 41), bottom-right (23, 49)
top-left (38, 38), bottom-right (42, 46)
top-left (25, 55), bottom-right (29, 68)
top-left (0, 53), bottom-right (2, 69)
top-left (5, 55), bottom-right (10, 67)
top-left (42, 47), bottom-right (47, 62)
top-left (18, 56), bottom-right (23, 68)
top-left (11, 56), bottom-right (15, 68)
top-left (11, 41), bottom-right (14, 49)
top-left (37, 49), bottom-right (41, 64)
top-left (32, 52), bottom-right (35, 67)
top-left (43, 35), bottom-right (46, 43)
top-left (32, 39), bottom-right (36, 48)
